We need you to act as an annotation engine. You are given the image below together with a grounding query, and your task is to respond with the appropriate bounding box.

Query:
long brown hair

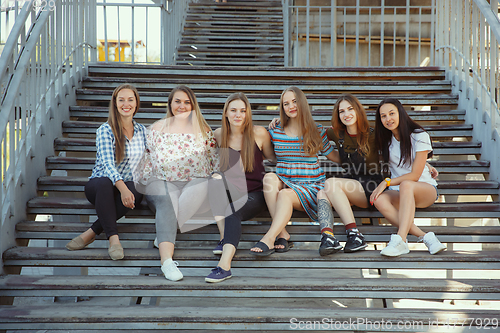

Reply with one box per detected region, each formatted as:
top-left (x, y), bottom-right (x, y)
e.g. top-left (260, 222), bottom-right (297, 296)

top-left (108, 84), bottom-right (140, 163)
top-left (332, 93), bottom-right (370, 155)
top-left (166, 85), bottom-right (210, 139)
top-left (220, 92), bottom-right (255, 172)
top-left (280, 87), bottom-right (322, 156)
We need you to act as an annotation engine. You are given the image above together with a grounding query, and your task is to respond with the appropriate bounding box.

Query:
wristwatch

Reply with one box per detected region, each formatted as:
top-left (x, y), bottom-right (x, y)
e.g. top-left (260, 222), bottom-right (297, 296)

top-left (384, 178), bottom-right (391, 186)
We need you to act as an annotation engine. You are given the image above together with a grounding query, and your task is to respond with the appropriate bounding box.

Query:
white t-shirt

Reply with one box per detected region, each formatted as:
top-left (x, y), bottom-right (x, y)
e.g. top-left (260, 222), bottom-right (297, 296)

top-left (388, 131), bottom-right (437, 190)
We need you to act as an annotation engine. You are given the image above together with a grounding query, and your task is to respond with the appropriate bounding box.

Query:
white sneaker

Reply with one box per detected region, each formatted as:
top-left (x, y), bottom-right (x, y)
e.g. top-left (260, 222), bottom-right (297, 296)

top-left (153, 238), bottom-right (158, 248)
top-left (161, 260), bottom-right (183, 281)
top-left (380, 234), bottom-right (410, 257)
top-left (421, 232), bottom-right (446, 255)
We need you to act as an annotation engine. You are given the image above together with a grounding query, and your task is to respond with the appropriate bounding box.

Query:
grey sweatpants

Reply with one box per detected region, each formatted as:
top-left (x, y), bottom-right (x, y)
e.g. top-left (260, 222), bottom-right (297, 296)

top-left (146, 178), bottom-right (210, 244)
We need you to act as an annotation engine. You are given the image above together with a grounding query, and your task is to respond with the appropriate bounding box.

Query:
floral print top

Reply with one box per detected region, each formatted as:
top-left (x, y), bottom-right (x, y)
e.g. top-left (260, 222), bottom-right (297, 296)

top-left (137, 128), bottom-right (218, 183)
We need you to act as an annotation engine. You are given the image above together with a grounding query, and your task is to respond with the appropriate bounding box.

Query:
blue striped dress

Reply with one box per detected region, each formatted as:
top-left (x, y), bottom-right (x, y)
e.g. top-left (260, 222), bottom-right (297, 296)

top-left (269, 124), bottom-right (334, 221)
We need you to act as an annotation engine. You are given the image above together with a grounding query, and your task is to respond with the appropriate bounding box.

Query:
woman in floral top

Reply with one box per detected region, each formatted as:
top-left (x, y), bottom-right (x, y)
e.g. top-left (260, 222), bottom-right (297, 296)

top-left (135, 85), bottom-right (217, 281)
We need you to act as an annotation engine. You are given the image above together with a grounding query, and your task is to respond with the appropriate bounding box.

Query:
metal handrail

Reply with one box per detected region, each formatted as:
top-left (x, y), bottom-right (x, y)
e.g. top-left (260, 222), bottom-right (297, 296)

top-left (0, 0), bottom-right (95, 275)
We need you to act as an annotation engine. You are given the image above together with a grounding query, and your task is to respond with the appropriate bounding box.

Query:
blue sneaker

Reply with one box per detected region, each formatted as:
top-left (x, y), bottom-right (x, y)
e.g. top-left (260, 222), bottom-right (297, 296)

top-left (205, 266), bottom-right (232, 283)
top-left (213, 239), bottom-right (224, 255)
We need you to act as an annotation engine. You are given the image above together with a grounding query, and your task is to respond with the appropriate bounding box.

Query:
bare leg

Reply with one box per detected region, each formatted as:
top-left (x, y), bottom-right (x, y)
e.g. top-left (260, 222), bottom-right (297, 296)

top-left (251, 188), bottom-right (303, 252)
top-left (262, 173), bottom-right (290, 247)
top-left (79, 228), bottom-right (96, 243)
top-left (322, 178), bottom-right (369, 226)
top-left (215, 217), bottom-right (224, 241)
top-left (159, 241), bottom-right (175, 264)
top-left (108, 234), bottom-right (121, 247)
top-left (217, 244), bottom-right (236, 271)
top-left (374, 181), bottom-right (437, 240)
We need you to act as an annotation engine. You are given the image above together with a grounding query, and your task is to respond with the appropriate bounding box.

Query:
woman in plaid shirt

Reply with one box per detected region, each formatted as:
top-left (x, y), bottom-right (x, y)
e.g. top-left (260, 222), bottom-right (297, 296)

top-left (66, 84), bottom-right (147, 260)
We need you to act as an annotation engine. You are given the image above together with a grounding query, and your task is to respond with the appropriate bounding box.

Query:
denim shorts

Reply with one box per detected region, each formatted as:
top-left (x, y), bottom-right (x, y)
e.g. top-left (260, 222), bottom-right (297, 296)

top-left (388, 184), bottom-right (439, 200)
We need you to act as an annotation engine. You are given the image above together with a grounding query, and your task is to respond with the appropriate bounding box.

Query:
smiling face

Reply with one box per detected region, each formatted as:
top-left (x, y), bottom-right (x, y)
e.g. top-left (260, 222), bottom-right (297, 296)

top-left (170, 90), bottom-right (192, 118)
top-left (282, 91), bottom-right (298, 118)
top-left (379, 103), bottom-right (400, 132)
top-left (116, 89), bottom-right (137, 120)
top-left (226, 99), bottom-right (247, 128)
top-left (338, 100), bottom-right (358, 127)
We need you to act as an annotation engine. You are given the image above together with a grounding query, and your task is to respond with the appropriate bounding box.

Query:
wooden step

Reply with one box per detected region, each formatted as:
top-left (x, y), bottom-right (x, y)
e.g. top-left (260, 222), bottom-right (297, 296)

top-left (181, 35), bottom-right (284, 41)
top-left (68, 107), bottom-right (466, 123)
top-left (180, 40), bottom-right (284, 47)
top-left (62, 121), bottom-right (473, 140)
top-left (176, 59), bottom-right (285, 66)
top-left (81, 77), bottom-right (452, 93)
top-left (86, 64), bottom-right (447, 80)
top-left (26, 197), bottom-right (500, 218)
top-left (0, 305), bottom-right (495, 331)
top-left (52, 137), bottom-right (483, 156)
top-left (36, 176), bottom-right (498, 196)
top-left (1, 275), bottom-right (499, 300)
top-left (16, 221), bottom-right (500, 243)
top-left (4, 247), bottom-right (500, 270)
top-left (184, 26), bottom-right (283, 32)
top-left (185, 16), bottom-right (283, 23)
top-left (176, 60), bottom-right (285, 66)
top-left (45, 156), bottom-right (491, 174)
top-left (177, 49), bottom-right (285, 55)
top-left (75, 90), bottom-right (459, 106)
top-left (178, 45), bottom-right (285, 52)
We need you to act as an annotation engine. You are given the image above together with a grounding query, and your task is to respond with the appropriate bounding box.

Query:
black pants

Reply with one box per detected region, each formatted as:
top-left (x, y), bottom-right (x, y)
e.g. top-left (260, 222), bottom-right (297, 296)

top-left (209, 176), bottom-right (267, 248)
top-left (85, 177), bottom-right (143, 238)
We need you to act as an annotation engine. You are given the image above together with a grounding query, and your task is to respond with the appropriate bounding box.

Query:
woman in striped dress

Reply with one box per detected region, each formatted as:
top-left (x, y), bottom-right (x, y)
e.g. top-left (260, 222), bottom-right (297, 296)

top-left (250, 86), bottom-right (341, 256)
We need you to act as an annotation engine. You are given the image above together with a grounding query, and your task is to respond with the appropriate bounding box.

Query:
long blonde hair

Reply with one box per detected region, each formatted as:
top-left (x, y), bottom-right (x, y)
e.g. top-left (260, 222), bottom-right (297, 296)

top-left (332, 93), bottom-right (370, 155)
top-left (107, 84), bottom-right (140, 163)
top-left (220, 92), bottom-right (255, 172)
top-left (280, 87), bottom-right (322, 156)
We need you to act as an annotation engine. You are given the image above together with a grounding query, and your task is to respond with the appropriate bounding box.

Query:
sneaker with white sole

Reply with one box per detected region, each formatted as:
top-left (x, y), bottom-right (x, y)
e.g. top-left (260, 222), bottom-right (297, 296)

top-left (213, 239), bottom-right (224, 255)
top-left (344, 229), bottom-right (368, 253)
top-left (161, 260), bottom-right (183, 281)
top-left (205, 266), bottom-right (232, 283)
top-left (420, 232), bottom-right (446, 254)
top-left (380, 234), bottom-right (410, 257)
top-left (319, 233), bottom-right (343, 256)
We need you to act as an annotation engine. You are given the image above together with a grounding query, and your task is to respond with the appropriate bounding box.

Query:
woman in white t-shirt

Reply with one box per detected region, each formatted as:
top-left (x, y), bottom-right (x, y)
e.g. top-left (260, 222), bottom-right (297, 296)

top-left (370, 98), bottom-right (446, 257)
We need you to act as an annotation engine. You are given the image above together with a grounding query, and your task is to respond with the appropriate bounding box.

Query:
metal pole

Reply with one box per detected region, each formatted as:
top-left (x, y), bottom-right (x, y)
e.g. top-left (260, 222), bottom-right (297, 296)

top-left (283, 0), bottom-right (289, 67)
top-left (405, 0), bottom-right (410, 66)
top-left (306, 0), bottom-right (310, 66)
top-left (355, 0), bottom-right (359, 67)
top-left (380, 0), bottom-right (384, 66)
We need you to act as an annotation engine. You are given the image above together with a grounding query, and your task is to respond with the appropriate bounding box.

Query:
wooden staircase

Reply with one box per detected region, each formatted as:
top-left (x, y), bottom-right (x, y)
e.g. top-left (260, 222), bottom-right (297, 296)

top-left (0, 63), bottom-right (499, 331)
top-left (176, 0), bottom-right (284, 66)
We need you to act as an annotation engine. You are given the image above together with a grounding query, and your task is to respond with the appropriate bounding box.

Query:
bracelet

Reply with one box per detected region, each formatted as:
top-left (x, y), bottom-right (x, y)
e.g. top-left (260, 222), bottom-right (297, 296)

top-left (384, 178), bottom-right (391, 187)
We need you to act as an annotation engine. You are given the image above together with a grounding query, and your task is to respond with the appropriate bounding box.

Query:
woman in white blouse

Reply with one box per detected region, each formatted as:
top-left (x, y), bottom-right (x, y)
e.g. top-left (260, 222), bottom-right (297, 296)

top-left (370, 98), bottom-right (446, 257)
top-left (136, 85), bottom-right (218, 281)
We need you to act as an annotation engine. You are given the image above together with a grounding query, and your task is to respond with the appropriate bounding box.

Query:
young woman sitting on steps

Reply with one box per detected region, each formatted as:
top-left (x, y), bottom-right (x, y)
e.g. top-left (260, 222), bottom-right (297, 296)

top-left (316, 94), bottom-right (385, 256)
top-left (135, 85), bottom-right (218, 281)
top-left (206, 92), bottom-right (276, 283)
top-left (66, 84), bottom-right (146, 261)
top-left (250, 86), bottom-right (339, 256)
top-left (370, 97), bottom-right (446, 257)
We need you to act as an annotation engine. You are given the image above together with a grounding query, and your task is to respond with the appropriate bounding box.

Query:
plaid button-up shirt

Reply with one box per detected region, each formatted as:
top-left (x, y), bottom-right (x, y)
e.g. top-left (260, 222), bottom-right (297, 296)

top-left (90, 120), bottom-right (147, 184)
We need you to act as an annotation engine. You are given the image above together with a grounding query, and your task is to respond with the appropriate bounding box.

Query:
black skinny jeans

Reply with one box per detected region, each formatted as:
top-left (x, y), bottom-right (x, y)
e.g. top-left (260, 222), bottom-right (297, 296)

top-left (209, 176), bottom-right (267, 248)
top-left (85, 177), bottom-right (143, 238)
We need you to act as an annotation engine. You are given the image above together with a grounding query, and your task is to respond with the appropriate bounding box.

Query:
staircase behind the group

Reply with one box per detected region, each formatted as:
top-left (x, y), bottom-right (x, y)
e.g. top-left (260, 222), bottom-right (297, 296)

top-left (176, 0), bottom-right (284, 66)
top-left (0, 1), bottom-right (499, 331)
